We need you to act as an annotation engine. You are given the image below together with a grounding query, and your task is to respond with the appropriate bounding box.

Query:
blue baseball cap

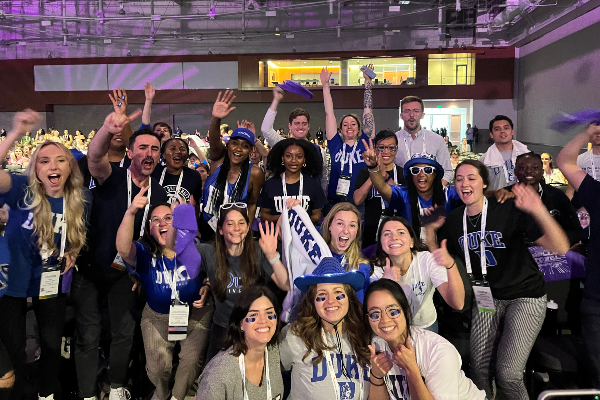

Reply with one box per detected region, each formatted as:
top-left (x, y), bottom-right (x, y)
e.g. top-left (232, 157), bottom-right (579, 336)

top-left (294, 257), bottom-right (366, 293)
top-left (229, 127), bottom-right (255, 145)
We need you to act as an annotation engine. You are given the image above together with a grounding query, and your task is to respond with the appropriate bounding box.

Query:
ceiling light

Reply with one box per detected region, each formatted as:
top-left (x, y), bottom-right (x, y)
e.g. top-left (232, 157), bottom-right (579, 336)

top-left (119, 3), bottom-right (125, 15)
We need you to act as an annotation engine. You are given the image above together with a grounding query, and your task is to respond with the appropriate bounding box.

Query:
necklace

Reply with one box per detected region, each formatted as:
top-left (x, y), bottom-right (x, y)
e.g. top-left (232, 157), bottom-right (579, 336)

top-left (467, 212), bottom-right (482, 228)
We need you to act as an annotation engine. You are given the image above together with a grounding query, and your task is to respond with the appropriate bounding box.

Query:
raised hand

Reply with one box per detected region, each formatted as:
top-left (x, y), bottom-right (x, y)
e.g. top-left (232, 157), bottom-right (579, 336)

top-left (392, 336), bottom-right (418, 372)
top-left (368, 345), bottom-right (392, 379)
top-left (381, 257), bottom-right (401, 282)
top-left (258, 221), bottom-right (280, 260)
top-left (102, 109), bottom-right (142, 134)
top-left (361, 138), bottom-right (378, 167)
top-left (320, 68), bottom-right (332, 87)
top-left (12, 109), bottom-right (42, 137)
top-left (212, 90), bottom-right (236, 119)
top-left (237, 119), bottom-right (255, 134)
top-left (513, 182), bottom-right (543, 215)
top-left (144, 81), bottom-right (156, 102)
top-left (127, 186), bottom-right (149, 215)
top-left (432, 239), bottom-right (454, 269)
top-left (273, 86), bottom-right (284, 101)
top-left (108, 88), bottom-right (128, 115)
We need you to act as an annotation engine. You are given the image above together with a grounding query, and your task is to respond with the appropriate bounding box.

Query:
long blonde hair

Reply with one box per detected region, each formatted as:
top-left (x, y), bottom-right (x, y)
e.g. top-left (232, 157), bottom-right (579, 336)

top-left (23, 141), bottom-right (87, 257)
top-left (321, 202), bottom-right (367, 271)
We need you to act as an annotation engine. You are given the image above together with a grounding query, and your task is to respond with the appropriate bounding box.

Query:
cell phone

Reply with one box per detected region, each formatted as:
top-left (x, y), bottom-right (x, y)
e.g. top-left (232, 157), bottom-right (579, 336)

top-left (419, 206), bottom-right (447, 227)
top-left (360, 65), bottom-right (377, 80)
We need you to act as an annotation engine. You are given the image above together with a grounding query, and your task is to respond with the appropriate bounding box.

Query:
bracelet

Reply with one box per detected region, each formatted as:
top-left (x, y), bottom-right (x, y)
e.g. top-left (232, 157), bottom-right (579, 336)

top-left (446, 261), bottom-right (456, 270)
top-left (268, 252), bottom-right (280, 265)
top-left (368, 167), bottom-right (380, 173)
top-left (367, 163), bottom-right (378, 170)
top-left (370, 371), bottom-right (384, 380)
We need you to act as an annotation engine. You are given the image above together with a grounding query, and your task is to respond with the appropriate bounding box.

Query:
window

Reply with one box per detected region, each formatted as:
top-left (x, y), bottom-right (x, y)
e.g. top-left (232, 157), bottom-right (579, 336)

top-left (260, 56), bottom-right (416, 87)
top-left (428, 53), bottom-right (475, 85)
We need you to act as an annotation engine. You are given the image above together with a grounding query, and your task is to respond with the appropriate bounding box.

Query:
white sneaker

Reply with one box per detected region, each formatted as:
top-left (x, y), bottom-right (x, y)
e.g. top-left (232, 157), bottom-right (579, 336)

top-left (38, 395), bottom-right (54, 400)
top-left (108, 387), bottom-right (131, 400)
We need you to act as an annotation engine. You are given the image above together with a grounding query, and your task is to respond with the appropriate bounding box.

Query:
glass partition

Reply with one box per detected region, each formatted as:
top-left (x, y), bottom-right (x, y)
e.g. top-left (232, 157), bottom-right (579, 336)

top-left (428, 53), bottom-right (476, 85)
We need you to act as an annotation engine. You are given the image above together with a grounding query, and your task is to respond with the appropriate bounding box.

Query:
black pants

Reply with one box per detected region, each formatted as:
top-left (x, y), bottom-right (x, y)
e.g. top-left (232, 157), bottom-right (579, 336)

top-left (71, 271), bottom-right (137, 397)
top-left (205, 324), bottom-right (228, 364)
top-left (0, 294), bottom-right (67, 398)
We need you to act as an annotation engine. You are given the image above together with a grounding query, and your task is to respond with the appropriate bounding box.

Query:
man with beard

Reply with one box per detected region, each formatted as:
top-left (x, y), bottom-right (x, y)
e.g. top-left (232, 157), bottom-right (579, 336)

top-left (394, 96), bottom-right (453, 185)
top-left (72, 109), bottom-right (168, 400)
top-left (78, 88), bottom-right (133, 189)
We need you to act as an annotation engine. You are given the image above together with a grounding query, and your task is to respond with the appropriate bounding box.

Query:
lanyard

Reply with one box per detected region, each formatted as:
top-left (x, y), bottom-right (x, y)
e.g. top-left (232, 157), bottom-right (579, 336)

top-left (127, 168), bottom-right (151, 239)
top-left (159, 168), bottom-right (184, 200)
top-left (378, 167), bottom-right (398, 210)
top-left (164, 257), bottom-right (181, 301)
top-left (590, 151), bottom-right (597, 181)
top-left (281, 172), bottom-right (303, 198)
top-left (340, 141), bottom-right (359, 175)
top-left (225, 173), bottom-right (242, 203)
top-left (40, 198), bottom-right (66, 263)
top-left (321, 329), bottom-right (363, 400)
top-left (119, 155), bottom-right (126, 168)
top-left (239, 348), bottom-right (272, 400)
top-left (403, 131), bottom-right (426, 161)
top-left (462, 197), bottom-right (488, 279)
top-left (380, 341), bottom-right (401, 399)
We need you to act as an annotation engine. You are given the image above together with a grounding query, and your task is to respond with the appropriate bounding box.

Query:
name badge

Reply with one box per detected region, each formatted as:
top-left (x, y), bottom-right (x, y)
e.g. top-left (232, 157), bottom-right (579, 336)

top-left (472, 281), bottom-right (496, 313)
top-left (168, 302), bottom-right (189, 341)
top-left (336, 175), bottom-right (351, 196)
top-left (208, 215), bottom-right (218, 232)
top-left (111, 253), bottom-right (127, 271)
top-left (39, 264), bottom-right (61, 299)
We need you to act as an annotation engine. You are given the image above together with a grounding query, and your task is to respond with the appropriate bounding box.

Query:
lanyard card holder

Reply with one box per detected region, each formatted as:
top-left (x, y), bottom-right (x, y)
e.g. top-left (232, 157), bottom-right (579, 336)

top-left (168, 299), bottom-right (189, 341)
top-left (39, 260), bottom-right (63, 299)
top-left (471, 277), bottom-right (496, 313)
top-left (111, 253), bottom-right (127, 271)
top-left (336, 175), bottom-right (351, 196)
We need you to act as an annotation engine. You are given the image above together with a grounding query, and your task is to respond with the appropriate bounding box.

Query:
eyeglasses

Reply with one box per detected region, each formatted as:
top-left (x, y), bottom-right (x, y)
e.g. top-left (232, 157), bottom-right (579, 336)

top-left (409, 166), bottom-right (435, 175)
top-left (367, 306), bottom-right (402, 321)
top-left (401, 108), bottom-right (422, 115)
top-left (150, 215), bottom-right (173, 225)
top-left (578, 212), bottom-right (590, 219)
top-left (376, 145), bottom-right (398, 153)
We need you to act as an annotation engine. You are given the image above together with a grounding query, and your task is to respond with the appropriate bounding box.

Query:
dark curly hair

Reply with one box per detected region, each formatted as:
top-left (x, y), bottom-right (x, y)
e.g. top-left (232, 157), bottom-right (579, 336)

top-left (266, 138), bottom-right (323, 179)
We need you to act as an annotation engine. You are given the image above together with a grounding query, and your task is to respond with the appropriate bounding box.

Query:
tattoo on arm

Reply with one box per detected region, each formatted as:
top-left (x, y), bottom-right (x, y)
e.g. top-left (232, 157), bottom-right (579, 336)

top-left (364, 81), bottom-right (373, 109)
top-left (363, 113), bottom-right (374, 137)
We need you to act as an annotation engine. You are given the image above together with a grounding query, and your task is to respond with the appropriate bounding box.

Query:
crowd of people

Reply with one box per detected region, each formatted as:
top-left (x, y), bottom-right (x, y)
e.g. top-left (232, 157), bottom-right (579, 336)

top-left (0, 65), bottom-right (598, 400)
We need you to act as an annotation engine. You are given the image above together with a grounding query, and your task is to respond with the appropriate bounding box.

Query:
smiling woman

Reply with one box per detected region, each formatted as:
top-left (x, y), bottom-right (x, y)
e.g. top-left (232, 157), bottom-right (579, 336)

top-left (0, 110), bottom-right (91, 399)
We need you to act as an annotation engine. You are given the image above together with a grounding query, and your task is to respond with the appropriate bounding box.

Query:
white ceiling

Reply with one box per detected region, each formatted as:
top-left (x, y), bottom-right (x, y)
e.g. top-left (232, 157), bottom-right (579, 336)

top-left (0, 0), bottom-right (594, 60)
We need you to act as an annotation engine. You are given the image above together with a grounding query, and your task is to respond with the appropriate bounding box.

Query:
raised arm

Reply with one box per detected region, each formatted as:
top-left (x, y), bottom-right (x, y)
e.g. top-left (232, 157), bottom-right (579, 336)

top-left (261, 87), bottom-right (285, 147)
top-left (208, 90), bottom-right (236, 164)
top-left (362, 138), bottom-right (393, 202)
top-left (362, 64), bottom-right (375, 139)
top-left (141, 82), bottom-right (155, 126)
top-left (557, 123), bottom-right (599, 191)
top-left (259, 221), bottom-right (291, 291)
top-left (0, 110), bottom-right (42, 194)
top-left (88, 109), bottom-right (142, 185)
top-left (247, 165), bottom-right (266, 226)
top-left (320, 68), bottom-right (338, 141)
top-left (116, 186), bottom-right (149, 266)
top-left (513, 183), bottom-right (569, 254)
top-left (108, 87), bottom-right (134, 145)
top-left (431, 240), bottom-right (465, 310)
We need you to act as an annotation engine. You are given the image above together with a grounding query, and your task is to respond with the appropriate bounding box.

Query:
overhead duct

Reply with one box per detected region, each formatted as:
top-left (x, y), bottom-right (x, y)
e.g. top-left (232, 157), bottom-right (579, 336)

top-left (489, 0), bottom-right (543, 30)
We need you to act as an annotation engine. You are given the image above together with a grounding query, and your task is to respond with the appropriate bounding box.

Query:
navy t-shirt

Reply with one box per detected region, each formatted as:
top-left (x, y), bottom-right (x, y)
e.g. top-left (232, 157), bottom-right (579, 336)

top-left (78, 165), bottom-right (168, 282)
top-left (151, 165), bottom-right (203, 204)
top-left (0, 174), bottom-right (92, 297)
top-left (578, 175), bottom-right (600, 300)
top-left (126, 242), bottom-right (203, 314)
top-left (327, 132), bottom-right (369, 200)
top-left (77, 155), bottom-right (131, 190)
top-left (258, 174), bottom-right (327, 217)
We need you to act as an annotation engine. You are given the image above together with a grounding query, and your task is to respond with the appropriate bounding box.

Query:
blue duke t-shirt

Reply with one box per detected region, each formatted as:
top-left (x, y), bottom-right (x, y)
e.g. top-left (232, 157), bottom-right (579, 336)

top-left (327, 133), bottom-right (369, 200)
top-left (127, 241), bottom-right (203, 314)
top-left (0, 174), bottom-right (91, 297)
